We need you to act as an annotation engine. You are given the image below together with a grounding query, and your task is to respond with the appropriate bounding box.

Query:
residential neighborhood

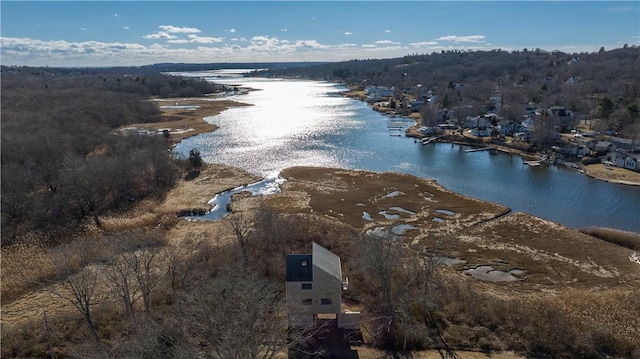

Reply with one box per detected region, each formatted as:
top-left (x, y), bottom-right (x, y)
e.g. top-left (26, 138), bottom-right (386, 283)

top-left (353, 83), bottom-right (640, 175)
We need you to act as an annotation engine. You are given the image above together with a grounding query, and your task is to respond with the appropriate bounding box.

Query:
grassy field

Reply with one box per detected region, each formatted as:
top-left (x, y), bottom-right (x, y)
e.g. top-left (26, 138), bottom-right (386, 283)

top-left (2, 165), bottom-right (639, 358)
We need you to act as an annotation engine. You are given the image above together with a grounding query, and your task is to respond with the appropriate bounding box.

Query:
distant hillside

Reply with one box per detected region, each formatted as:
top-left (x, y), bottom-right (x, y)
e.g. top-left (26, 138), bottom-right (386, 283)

top-left (141, 62), bottom-right (329, 73)
top-left (257, 47), bottom-right (640, 137)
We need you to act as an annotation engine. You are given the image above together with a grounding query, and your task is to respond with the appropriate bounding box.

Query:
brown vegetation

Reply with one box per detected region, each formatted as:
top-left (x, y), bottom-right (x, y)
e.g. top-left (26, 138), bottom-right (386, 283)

top-left (3, 164), bottom-right (640, 358)
top-left (580, 226), bottom-right (640, 251)
top-left (130, 97), bottom-right (251, 144)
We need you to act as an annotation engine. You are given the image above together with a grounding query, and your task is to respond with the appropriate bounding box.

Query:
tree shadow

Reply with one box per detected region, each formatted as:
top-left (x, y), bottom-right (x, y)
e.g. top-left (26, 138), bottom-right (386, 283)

top-left (289, 320), bottom-right (360, 359)
top-left (183, 170), bottom-right (200, 181)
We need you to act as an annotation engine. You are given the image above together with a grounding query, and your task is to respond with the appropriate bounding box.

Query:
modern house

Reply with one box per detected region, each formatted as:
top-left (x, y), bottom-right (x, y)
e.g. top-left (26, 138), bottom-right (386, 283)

top-left (285, 243), bottom-right (360, 330)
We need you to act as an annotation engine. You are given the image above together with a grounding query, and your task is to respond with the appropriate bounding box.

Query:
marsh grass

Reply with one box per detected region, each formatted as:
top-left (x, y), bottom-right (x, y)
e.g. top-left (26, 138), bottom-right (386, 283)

top-left (581, 226), bottom-right (640, 250)
top-left (2, 229), bottom-right (167, 304)
top-left (98, 213), bottom-right (162, 233)
top-left (3, 166), bottom-right (639, 358)
top-left (1, 241), bottom-right (56, 302)
top-left (432, 280), bottom-right (640, 358)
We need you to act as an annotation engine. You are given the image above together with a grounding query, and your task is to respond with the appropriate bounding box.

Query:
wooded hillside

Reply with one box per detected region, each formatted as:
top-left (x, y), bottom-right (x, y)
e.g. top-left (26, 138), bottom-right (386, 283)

top-left (262, 47), bottom-right (640, 137)
top-left (0, 67), bottom-right (224, 244)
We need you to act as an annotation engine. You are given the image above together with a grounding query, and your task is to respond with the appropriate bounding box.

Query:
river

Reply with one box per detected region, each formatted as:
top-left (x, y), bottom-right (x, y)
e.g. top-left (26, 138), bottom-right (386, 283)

top-left (173, 70), bottom-right (640, 233)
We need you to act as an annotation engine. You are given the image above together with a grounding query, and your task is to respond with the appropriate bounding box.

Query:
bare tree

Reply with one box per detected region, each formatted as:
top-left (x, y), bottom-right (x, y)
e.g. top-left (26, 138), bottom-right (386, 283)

top-left (164, 232), bottom-right (211, 291)
top-left (228, 205), bottom-right (255, 268)
top-left (102, 251), bottom-right (139, 320)
top-left (420, 105), bottom-right (439, 128)
top-left (180, 267), bottom-right (316, 359)
top-left (352, 229), bottom-right (453, 354)
top-left (532, 109), bottom-right (559, 150)
top-left (51, 240), bottom-right (100, 341)
top-left (129, 246), bottom-right (164, 312)
top-left (354, 229), bottom-right (404, 347)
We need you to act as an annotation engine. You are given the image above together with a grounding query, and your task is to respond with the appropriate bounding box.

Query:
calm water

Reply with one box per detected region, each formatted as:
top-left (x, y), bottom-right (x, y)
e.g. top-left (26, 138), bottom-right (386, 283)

top-left (174, 71), bottom-right (640, 233)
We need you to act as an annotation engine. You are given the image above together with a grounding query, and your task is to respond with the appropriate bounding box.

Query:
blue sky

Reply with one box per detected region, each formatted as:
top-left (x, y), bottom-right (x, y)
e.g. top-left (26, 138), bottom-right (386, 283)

top-left (1, 1), bottom-right (639, 67)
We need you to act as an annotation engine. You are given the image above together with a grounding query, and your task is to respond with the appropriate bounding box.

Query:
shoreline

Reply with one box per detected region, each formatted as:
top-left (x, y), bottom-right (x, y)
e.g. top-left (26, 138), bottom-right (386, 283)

top-left (343, 87), bottom-right (640, 187)
top-left (135, 82), bottom-right (640, 188)
top-left (127, 97), bottom-right (251, 147)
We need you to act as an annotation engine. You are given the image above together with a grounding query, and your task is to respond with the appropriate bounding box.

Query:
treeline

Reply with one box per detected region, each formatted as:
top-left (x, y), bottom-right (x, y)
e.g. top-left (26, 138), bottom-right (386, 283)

top-left (0, 68), bottom-right (221, 244)
top-left (261, 47), bottom-right (640, 136)
top-left (139, 61), bottom-right (328, 73)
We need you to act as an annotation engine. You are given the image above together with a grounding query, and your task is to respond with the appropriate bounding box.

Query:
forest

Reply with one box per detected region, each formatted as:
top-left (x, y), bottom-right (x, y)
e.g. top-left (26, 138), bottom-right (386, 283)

top-left (0, 67), bottom-right (225, 244)
top-left (262, 47), bottom-right (640, 141)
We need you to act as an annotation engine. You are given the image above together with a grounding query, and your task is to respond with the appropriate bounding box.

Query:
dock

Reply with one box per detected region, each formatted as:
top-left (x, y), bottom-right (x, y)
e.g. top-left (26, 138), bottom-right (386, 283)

top-left (524, 160), bottom-right (542, 166)
top-left (421, 136), bottom-right (441, 145)
top-left (464, 146), bottom-right (496, 153)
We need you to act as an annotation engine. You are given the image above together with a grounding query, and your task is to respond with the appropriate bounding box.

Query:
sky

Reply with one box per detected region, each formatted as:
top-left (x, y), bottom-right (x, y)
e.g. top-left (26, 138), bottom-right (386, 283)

top-left (1, 1), bottom-right (639, 67)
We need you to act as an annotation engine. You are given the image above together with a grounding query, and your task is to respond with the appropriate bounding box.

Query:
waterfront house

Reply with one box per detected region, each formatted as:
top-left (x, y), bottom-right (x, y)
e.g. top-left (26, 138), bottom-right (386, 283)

top-left (609, 136), bottom-right (638, 152)
top-left (465, 115), bottom-right (490, 130)
top-left (365, 86), bottom-right (394, 101)
top-left (610, 150), bottom-right (640, 172)
top-left (586, 140), bottom-right (615, 155)
top-left (498, 119), bottom-right (522, 136)
top-left (624, 155), bottom-right (639, 171)
top-left (285, 242), bottom-right (360, 330)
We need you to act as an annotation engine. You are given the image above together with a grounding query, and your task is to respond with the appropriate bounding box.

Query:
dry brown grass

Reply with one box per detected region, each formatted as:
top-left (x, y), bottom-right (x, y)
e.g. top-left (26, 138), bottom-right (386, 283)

top-left (584, 163), bottom-right (640, 186)
top-left (555, 289), bottom-right (640, 349)
top-left (277, 166), bottom-right (510, 232)
top-left (157, 163), bottom-right (261, 215)
top-left (96, 200), bottom-right (164, 232)
top-left (449, 212), bottom-right (640, 291)
top-left (1, 241), bottom-right (56, 303)
top-left (3, 165), bottom-right (639, 357)
top-left (581, 226), bottom-right (640, 250)
top-left (132, 98), bottom-right (251, 144)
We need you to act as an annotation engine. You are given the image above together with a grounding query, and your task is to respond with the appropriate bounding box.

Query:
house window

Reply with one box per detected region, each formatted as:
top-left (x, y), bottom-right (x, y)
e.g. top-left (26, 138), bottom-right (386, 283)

top-left (320, 298), bottom-right (332, 305)
top-left (301, 299), bottom-right (312, 305)
top-left (301, 283), bottom-right (312, 290)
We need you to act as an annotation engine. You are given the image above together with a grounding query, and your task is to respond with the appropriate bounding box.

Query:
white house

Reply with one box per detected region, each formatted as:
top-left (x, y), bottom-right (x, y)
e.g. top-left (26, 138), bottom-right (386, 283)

top-left (365, 86), bottom-right (394, 101)
top-left (624, 156), bottom-right (639, 171)
top-left (610, 150), bottom-right (640, 172)
top-left (285, 243), bottom-right (360, 330)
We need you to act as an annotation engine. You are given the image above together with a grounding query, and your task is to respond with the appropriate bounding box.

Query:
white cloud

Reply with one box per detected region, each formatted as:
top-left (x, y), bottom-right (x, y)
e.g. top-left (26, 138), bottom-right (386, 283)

top-left (293, 40), bottom-right (326, 49)
top-left (281, 28), bottom-right (288, 32)
top-left (227, 28), bottom-right (236, 33)
top-left (410, 41), bottom-right (439, 47)
top-left (437, 35), bottom-right (485, 43)
top-left (344, 32), bottom-right (352, 36)
top-left (143, 31), bottom-right (177, 40)
top-left (7, 34), bottom-right (610, 67)
top-left (159, 25), bottom-right (201, 33)
top-left (375, 40), bottom-right (400, 45)
top-left (167, 34), bottom-right (224, 44)
top-left (80, 28), bottom-right (87, 31)
top-left (112, 13), bottom-right (119, 17)
top-left (123, 26), bottom-right (130, 30)
top-left (385, 29), bottom-right (391, 33)
top-left (607, 6), bottom-right (634, 12)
